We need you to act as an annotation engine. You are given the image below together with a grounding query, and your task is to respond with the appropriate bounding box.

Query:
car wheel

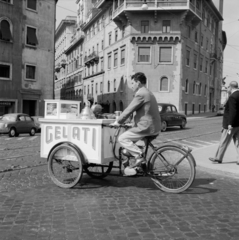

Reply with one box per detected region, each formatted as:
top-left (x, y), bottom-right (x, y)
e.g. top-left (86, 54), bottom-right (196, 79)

top-left (30, 128), bottom-right (36, 136)
top-left (180, 119), bottom-right (186, 129)
top-left (161, 121), bottom-right (167, 132)
top-left (9, 128), bottom-right (17, 137)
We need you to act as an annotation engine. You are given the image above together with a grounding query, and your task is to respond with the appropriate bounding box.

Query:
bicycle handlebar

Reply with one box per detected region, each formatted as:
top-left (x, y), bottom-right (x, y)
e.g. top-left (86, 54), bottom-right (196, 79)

top-left (102, 124), bottom-right (132, 129)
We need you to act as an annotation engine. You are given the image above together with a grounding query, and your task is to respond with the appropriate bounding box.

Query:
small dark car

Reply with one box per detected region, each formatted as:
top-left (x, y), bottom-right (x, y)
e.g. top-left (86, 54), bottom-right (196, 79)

top-left (31, 116), bottom-right (43, 132)
top-left (0, 113), bottom-right (39, 137)
top-left (158, 103), bottom-right (187, 132)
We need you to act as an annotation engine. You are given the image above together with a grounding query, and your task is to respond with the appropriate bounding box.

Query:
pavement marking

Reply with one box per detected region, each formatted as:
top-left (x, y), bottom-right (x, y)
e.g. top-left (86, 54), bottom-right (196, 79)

top-left (193, 139), bottom-right (215, 145)
top-left (29, 136), bottom-right (38, 141)
top-left (17, 137), bottom-right (24, 140)
top-left (181, 139), bottom-right (206, 147)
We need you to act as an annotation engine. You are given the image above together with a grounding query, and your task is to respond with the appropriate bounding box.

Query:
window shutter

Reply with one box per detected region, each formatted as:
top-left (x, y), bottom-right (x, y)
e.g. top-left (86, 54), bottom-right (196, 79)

top-left (159, 47), bottom-right (172, 62)
top-left (160, 77), bottom-right (168, 91)
top-left (27, 27), bottom-right (38, 45)
top-left (1, 20), bottom-right (12, 41)
top-left (139, 47), bottom-right (150, 62)
top-left (27, 0), bottom-right (37, 10)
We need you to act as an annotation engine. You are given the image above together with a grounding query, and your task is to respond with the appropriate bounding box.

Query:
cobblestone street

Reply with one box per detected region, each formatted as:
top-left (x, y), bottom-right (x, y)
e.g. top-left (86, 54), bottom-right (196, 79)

top-left (0, 165), bottom-right (239, 240)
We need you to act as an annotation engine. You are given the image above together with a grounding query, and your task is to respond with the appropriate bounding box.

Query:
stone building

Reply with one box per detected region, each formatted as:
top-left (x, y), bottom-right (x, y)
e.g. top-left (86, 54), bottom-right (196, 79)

top-left (0, 0), bottom-right (57, 116)
top-left (55, 0), bottom-right (226, 115)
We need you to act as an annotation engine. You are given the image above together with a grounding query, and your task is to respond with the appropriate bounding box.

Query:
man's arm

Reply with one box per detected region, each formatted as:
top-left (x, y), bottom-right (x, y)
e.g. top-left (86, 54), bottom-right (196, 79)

top-left (228, 96), bottom-right (237, 127)
top-left (117, 94), bottom-right (144, 124)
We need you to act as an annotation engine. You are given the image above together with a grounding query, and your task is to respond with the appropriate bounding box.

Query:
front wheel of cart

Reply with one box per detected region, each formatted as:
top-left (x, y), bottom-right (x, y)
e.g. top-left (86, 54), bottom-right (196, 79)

top-left (48, 144), bottom-right (83, 188)
top-left (84, 162), bottom-right (113, 179)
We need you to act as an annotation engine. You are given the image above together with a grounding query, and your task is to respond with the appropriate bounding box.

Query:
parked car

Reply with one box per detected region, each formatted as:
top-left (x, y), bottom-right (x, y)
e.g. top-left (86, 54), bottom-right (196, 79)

top-left (158, 103), bottom-right (187, 132)
top-left (217, 106), bottom-right (224, 116)
top-left (31, 116), bottom-right (43, 132)
top-left (0, 113), bottom-right (39, 137)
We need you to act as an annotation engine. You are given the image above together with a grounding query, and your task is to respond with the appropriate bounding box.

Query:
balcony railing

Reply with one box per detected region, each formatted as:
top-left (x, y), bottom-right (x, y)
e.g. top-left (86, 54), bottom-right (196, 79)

top-left (84, 51), bottom-right (99, 65)
top-left (93, 0), bottom-right (107, 9)
top-left (112, 0), bottom-right (201, 19)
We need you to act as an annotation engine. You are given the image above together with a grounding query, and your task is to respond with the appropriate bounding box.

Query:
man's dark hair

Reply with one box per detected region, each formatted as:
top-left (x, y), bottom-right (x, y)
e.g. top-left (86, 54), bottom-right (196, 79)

top-left (131, 72), bottom-right (147, 84)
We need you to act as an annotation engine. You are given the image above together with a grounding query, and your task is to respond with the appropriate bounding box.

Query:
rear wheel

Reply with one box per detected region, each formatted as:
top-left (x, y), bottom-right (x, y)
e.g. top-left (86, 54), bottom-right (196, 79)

top-left (84, 162), bottom-right (113, 179)
top-left (9, 128), bottom-right (17, 137)
top-left (48, 144), bottom-right (83, 188)
top-left (30, 128), bottom-right (36, 136)
top-left (148, 146), bottom-right (196, 193)
top-left (161, 121), bottom-right (167, 132)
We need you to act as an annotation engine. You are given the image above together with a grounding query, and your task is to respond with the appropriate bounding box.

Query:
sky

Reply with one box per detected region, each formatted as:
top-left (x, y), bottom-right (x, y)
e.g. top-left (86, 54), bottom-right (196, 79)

top-left (55, 0), bottom-right (239, 86)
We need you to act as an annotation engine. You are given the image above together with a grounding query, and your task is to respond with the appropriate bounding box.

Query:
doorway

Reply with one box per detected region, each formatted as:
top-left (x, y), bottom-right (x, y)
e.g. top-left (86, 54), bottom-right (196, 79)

top-left (23, 100), bottom-right (37, 116)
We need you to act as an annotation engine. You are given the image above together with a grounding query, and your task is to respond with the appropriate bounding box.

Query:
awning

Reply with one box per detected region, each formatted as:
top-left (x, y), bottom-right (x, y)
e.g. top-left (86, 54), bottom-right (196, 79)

top-left (1, 20), bottom-right (12, 41)
top-left (27, 27), bottom-right (38, 45)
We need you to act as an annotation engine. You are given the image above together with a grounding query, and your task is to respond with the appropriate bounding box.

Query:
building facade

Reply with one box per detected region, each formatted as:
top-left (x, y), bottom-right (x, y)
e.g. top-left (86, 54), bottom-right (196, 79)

top-left (54, 0), bottom-right (226, 115)
top-left (0, 0), bottom-right (57, 116)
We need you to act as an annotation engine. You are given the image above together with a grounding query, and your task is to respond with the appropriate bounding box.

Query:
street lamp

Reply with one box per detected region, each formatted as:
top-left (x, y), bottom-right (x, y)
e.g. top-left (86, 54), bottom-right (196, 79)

top-left (141, 0), bottom-right (148, 10)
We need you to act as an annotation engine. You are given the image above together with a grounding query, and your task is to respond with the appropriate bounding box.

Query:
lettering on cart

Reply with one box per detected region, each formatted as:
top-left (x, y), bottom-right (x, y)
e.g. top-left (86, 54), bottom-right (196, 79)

top-left (46, 126), bottom-right (97, 150)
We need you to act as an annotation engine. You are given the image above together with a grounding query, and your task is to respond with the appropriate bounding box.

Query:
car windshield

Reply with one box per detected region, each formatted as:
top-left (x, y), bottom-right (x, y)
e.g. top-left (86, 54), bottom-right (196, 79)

top-left (158, 106), bottom-right (163, 112)
top-left (1, 115), bottom-right (16, 121)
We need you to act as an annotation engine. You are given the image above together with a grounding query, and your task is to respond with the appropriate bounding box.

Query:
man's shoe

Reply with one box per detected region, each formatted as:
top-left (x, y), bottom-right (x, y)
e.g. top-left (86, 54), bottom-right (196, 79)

top-left (209, 158), bottom-right (222, 164)
top-left (130, 157), bottom-right (146, 168)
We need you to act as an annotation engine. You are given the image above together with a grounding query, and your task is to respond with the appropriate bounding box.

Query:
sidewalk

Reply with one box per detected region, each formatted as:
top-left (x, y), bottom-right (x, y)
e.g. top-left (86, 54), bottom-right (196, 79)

top-left (187, 111), bottom-right (218, 120)
top-left (193, 141), bottom-right (239, 176)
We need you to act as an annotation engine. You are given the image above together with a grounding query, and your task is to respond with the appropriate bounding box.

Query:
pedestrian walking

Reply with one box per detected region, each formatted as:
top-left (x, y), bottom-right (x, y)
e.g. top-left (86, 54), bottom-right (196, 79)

top-left (209, 81), bottom-right (239, 165)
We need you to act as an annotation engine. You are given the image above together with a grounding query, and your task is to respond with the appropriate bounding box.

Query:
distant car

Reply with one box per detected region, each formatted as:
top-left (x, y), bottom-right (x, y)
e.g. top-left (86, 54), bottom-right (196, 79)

top-left (0, 113), bottom-right (39, 137)
top-left (158, 103), bottom-right (187, 132)
top-left (31, 116), bottom-right (43, 132)
top-left (217, 107), bottom-right (224, 116)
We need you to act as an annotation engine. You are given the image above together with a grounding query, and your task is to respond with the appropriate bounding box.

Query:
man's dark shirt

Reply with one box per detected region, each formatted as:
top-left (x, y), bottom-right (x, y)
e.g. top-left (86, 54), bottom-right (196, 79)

top-left (223, 90), bottom-right (239, 129)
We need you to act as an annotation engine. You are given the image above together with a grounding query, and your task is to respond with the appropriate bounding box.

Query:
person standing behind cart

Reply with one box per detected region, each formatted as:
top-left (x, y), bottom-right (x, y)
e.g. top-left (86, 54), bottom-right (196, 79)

top-left (110, 72), bottom-right (161, 168)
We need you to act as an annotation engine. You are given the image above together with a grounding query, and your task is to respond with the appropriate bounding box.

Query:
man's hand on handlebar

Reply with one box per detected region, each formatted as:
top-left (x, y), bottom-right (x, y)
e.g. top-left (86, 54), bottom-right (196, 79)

top-left (109, 121), bottom-right (120, 127)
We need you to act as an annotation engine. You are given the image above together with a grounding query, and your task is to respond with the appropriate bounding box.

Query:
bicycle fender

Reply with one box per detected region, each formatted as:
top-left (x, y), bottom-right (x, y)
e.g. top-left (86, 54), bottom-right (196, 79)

top-left (47, 141), bottom-right (87, 165)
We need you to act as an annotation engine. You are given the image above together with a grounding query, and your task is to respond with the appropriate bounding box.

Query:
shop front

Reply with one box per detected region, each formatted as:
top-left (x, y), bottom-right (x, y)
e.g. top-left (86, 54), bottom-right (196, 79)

top-left (0, 100), bottom-right (18, 115)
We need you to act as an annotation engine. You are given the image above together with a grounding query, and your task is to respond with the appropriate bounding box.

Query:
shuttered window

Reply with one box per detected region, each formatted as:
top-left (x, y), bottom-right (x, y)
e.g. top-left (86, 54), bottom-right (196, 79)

top-left (26, 26), bottom-right (38, 46)
top-left (162, 20), bottom-right (171, 33)
top-left (159, 47), bottom-right (172, 63)
top-left (160, 77), bottom-right (169, 91)
top-left (138, 47), bottom-right (150, 62)
top-left (26, 65), bottom-right (36, 80)
top-left (121, 48), bottom-right (125, 65)
top-left (141, 20), bottom-right (149, 33)
top-left (27, 0), bottom-right (37, 10)
top-left (0, 20), bottom-right (12, 41)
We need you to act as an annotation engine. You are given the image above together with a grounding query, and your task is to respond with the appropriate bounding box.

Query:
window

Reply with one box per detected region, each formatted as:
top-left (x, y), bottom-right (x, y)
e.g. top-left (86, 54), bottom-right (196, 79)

top-left (185, 79), bottom-right (189, 93)
top-left (109, 33), bottom-right (111, 45)
top-left (100, 82), bottom-right (103, 93)
top-left (108, 81), bottom-right (110, 92)
top-left (26, 65), bottom-right (36, 80)
top-left (26, 26), bottom-right (38, 46)
top-left (27, 0), bottom-right (37, 11)
top-left (141, 20), bottom-right (149, 33)
top-left (114, 51), bottom-right (118, 67)
top-left (114, 79), bottom-right (116, 91)
top-left (200, 57), bottom-right (203, 71)
top-left (166, 106), bottom-right (171, 113)
top-left (120, 77), bottom-right (124, 92)
top-left (205, 60), bottom-right (208, 73)
top-left (201, 34), bottom-right (203, 47)
top-left (187, 25), bottom-right (191, 38)
top-left (138, 47), bottom-right (150, 62)
top-left (108, 54), bottom-right (111, 69)
top-left (162, 20), bottom-right (171, 33)
top-left (122, 25), bottom-right (125, 38)
top-left (206, 38), bottom-right (208, 50)
top-left (193, 81), bottom-right (196, 94)
top-left (0, 62), bottom-right (11, 80)
top-left (204, 85), bottom-right (207, 96)
top-left (121, 48), bottom-right (125, 65)
top-left (96, 83), bottom-right (98, 94)
top-left (91, 84), bottom-right (93, 94)
top-left (115, 30), bottom-right (118, 41)
top-left (195, 31), bottom-right (198, 43)
top-left (102, 40), bottom-right (104, 50)
top-left (101, 58), bottom-right (104, 71)
top-left (159, 77), bottom-right (169, 92)
top-left (87, 85), bottom-right (89, 94)
top-left (159, 47), bottom-right (172, 63)
top-left (186, 50), bottom-right (190, 66)
top-left (0, 19), bottom-right (12, 41)
top-left (199, 83), bottom-right (202, 95)
top-left (172, 106), bottom-right (177, 113)
top-left (194, 53), bottom-right (197, 69)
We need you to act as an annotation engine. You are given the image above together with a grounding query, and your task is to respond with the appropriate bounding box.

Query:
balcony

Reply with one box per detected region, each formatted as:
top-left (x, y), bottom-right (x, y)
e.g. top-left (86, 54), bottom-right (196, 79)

top-left (112, 0), bottom-right (201, 22)
top-left (93, 0), bottom-right (111, 9)
top-left (84, 51), bottom-right (99, 65)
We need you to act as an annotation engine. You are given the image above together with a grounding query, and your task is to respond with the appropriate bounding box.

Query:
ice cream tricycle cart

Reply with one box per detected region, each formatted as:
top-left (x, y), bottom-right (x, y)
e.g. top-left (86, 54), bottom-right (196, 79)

top-left (40, 100), bottom-right (196, 193)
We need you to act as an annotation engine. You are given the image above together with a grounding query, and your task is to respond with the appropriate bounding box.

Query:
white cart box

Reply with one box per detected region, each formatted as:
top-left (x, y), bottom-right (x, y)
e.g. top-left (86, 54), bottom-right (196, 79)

top-left (40, 118), bottom-right (123, 164)
top-left (44, 99), bottom-right (80, 119)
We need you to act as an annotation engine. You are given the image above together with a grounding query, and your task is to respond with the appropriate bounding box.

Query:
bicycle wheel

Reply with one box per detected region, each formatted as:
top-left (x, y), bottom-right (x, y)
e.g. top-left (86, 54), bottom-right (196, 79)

top-left (84, 162), bottom-right (113, 179)
top-left (148, 145), bottom-right (196, 193)
top-left (48, 144), bottom-right (83, 188)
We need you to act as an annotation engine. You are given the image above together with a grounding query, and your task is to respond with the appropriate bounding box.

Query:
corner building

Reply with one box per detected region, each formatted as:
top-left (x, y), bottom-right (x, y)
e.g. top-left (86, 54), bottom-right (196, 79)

top-left (75, 0), bottom-right (225, 114)
top-left (0, 0), bottom-right (57, 116)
